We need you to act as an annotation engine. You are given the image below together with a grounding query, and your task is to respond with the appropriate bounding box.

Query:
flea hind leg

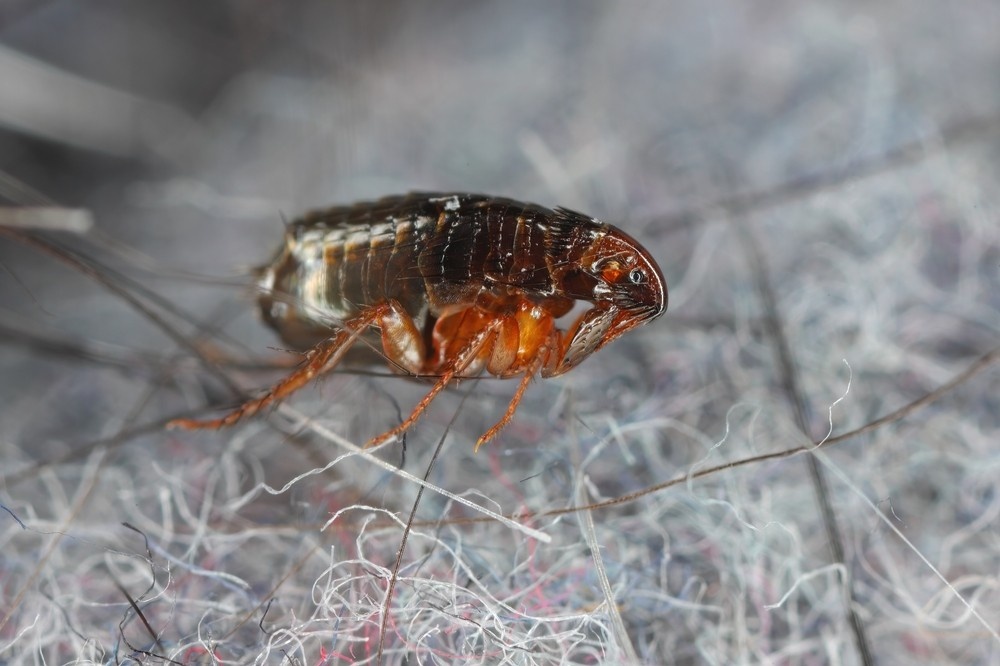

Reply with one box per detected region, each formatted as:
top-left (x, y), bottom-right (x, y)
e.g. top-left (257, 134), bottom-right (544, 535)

top-left (169, 302), bottom-right (408, 430)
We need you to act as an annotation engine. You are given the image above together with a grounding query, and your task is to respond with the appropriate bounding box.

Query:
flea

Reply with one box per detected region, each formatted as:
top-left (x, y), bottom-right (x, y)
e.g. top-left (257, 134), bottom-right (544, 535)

top-left (169, 193), bottom-right (666, 449)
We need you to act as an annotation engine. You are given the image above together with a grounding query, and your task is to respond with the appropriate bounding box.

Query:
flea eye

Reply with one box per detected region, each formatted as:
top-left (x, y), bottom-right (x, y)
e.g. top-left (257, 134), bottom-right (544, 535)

top-left (628, 268), bottom-right (646, 284)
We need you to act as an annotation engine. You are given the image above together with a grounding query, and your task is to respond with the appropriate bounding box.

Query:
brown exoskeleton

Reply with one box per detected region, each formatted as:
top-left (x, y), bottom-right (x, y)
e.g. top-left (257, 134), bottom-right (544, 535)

top-left (169, 193), bottom-right (666, 450)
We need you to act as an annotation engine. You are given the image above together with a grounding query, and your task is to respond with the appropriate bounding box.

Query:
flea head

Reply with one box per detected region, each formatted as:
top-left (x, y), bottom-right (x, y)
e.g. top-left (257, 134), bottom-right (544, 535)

top-left (589, 225), bottom-right (667, 329)
top-left (553, 223), bottom-right (667, 375)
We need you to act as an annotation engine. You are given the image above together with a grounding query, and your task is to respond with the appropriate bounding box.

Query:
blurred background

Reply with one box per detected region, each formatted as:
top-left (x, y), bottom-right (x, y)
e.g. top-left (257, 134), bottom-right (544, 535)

top-left (1, 2), bottom-right (999, 664)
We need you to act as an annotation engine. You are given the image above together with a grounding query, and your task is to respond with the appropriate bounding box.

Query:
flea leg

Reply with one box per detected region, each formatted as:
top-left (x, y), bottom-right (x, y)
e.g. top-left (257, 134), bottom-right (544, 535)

top-left (475, 327), bottom-right (557, 451)
top-left (169, 303), bottom-right (400, 430)
top-left (365, 317), bottom-right (498, 449)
